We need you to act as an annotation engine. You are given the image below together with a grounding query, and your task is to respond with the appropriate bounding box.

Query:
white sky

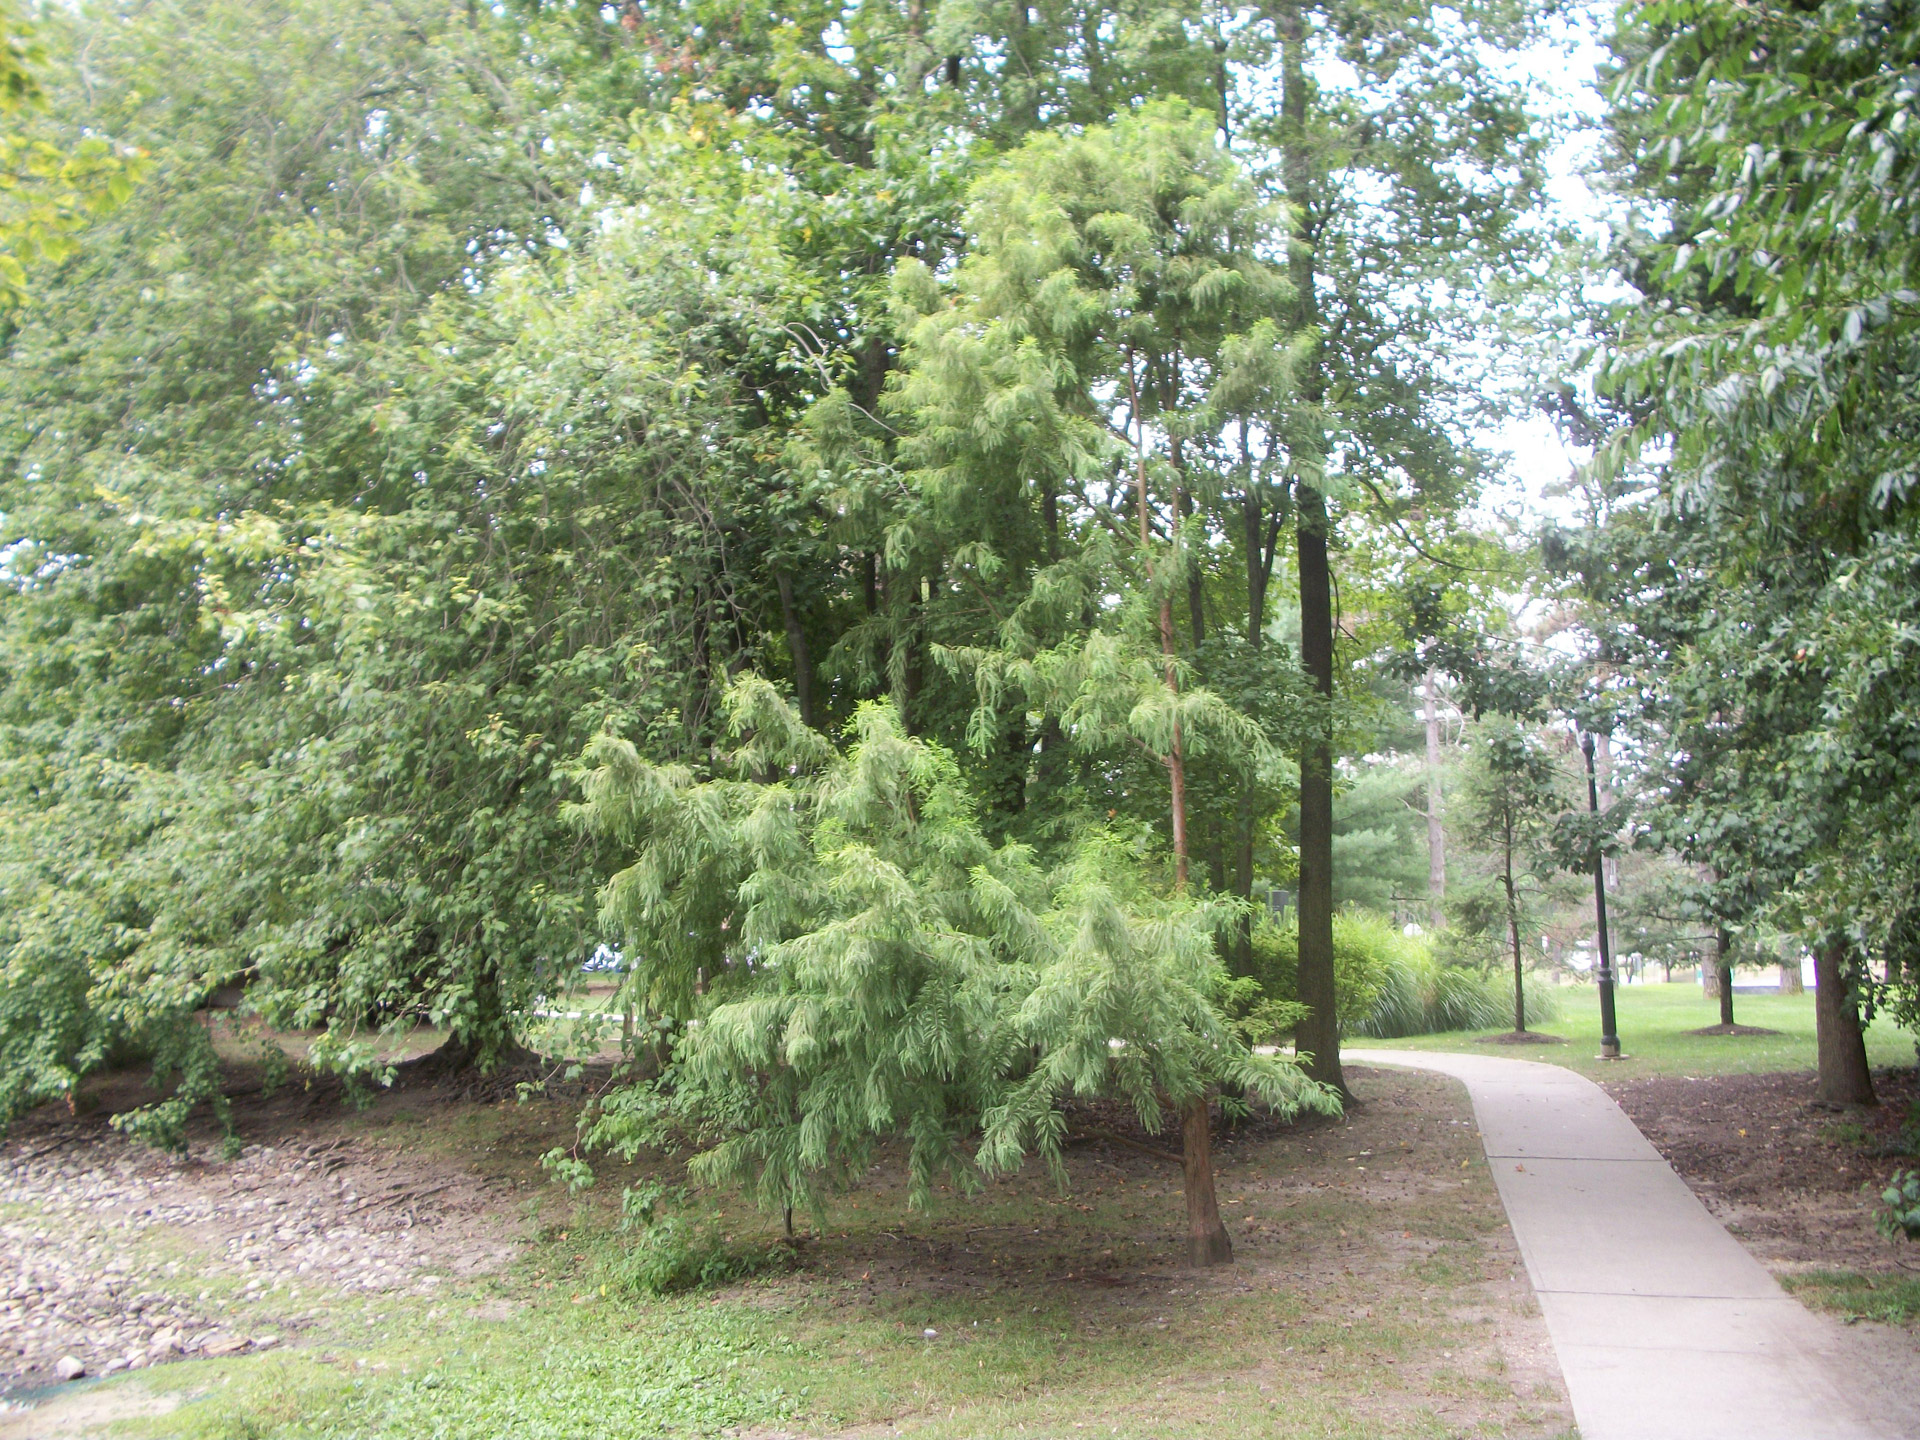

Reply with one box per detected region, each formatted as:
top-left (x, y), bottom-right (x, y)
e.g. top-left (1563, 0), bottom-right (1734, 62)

top-left (1482, 3), bottom-right (1618, 527)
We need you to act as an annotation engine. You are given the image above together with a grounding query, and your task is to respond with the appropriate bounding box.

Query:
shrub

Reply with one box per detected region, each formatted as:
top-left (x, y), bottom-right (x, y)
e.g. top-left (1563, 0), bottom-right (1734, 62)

top-left (1347, 933), bottom-right (1560, 1040)
top-left (1880, 1170), bottom-right (1920, 1242)
top-left (1244, 911), bottom-right (1391, 1034)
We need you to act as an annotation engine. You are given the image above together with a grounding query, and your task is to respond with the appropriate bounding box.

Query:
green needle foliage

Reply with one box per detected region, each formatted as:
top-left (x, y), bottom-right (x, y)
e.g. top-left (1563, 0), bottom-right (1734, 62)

top-left (570, 676), bottom-right (1337, 1256)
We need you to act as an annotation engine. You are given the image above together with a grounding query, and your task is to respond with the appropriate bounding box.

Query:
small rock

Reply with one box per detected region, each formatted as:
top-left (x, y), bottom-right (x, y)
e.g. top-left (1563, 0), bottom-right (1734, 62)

top-left (54, 1355), bottom-right (86, 1380)
top-left (922, 1328), bottom-right (938, 1340)
top-left (103, 1358), bottom-right (128, 1375)
top-left (251, 1335), bottom-right (278, 1350)
top-left (202, 1333), bottom-right (249, 1357)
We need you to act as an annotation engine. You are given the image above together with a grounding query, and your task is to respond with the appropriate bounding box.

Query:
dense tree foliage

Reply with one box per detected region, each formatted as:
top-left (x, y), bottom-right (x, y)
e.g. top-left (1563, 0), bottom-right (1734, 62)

top-left (1569, 0), bottom-right (1920, 1102)
top-left (22, 0), bottom-right (1865, 1265)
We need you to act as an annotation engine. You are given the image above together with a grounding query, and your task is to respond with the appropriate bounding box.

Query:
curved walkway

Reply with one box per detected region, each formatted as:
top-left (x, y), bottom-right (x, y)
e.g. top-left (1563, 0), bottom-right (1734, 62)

top-left (1345, 1048), bottom-right (1906, 1440)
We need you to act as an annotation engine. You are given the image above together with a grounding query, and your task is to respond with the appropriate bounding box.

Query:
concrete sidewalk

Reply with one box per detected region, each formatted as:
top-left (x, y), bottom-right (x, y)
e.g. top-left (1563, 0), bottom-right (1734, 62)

top-left (1345, 1047), bottom-right (1911, 1440)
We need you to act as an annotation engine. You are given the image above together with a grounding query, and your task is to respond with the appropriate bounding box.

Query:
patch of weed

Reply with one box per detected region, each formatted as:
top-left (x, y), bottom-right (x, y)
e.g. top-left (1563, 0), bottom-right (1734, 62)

top-left (1783, 1270), bottom-right (1920, 1325)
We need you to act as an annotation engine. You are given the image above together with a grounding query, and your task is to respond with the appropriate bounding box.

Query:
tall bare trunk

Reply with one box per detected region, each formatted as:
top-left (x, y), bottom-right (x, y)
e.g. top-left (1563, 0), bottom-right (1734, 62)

top-left (1280, 0), bottom-right (1342, 1094)
top-left (1424, 667), bottom-right (1446, 929)
top-left (1814, 940), bottom-right (1876, 1106)
top-left (1181, 1096), bottom-right (1232, 1266)
top-left (1294, 486), bottom-right (1339, 1087)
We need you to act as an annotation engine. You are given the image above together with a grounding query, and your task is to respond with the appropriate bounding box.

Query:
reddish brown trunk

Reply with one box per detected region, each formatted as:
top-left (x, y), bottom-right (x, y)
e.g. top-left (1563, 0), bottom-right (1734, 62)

top-left (1180, 1095), bottom-right (1232, 1267)
top-left (1814, 941), bottom-right (1876, 1106)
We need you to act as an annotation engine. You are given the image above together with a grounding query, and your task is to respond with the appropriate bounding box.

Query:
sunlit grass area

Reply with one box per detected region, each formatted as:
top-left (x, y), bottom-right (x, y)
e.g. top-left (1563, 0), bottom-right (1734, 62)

top-left (1350, 981), bottom-right (1918, 1079)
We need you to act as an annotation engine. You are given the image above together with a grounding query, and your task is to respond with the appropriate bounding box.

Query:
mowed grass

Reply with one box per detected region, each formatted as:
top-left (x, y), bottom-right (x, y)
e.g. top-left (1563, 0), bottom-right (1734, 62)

top-left (21, 1071), bottom-right (1576, 1440)
top-left (1349, 980), bottom-right (1918, 1079)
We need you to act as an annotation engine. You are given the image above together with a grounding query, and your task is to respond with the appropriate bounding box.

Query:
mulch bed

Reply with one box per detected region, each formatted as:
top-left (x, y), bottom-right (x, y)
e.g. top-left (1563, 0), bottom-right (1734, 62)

top-left (1604, 1066), bottom-right (1920, 1278)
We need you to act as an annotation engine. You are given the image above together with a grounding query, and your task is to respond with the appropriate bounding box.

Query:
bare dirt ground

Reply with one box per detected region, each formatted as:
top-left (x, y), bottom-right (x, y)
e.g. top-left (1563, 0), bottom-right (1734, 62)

top-left (0, 1073), bottom-right (531, 1391)
top-left (1, 1061), bottom-right (1573, 1439)
top-left (1605, 1065), bottom-right (1920, 1278)
top-left (740, 1065), bottom-right (1574, 1438)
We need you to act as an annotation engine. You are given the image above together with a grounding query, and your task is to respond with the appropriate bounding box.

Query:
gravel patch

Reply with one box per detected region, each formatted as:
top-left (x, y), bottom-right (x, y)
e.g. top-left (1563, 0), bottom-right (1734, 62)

top-left (1, 1127), bottom-right (517, 1388)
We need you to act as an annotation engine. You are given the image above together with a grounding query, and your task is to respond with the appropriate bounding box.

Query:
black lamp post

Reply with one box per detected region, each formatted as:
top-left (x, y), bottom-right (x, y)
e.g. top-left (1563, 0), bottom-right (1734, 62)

top-left (1581, 730), bottom-right (1623, 1060)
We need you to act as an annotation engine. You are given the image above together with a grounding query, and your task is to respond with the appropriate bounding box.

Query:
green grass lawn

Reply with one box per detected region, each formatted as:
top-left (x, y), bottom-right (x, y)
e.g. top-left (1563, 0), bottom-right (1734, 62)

top-left (1349, 980), bottom-right (1918, 1079)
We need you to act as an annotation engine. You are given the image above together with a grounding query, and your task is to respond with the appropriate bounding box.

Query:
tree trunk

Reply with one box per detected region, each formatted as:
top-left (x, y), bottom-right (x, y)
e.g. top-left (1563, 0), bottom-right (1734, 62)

top-left (1279, 0), bottom-right (1341, 1094)
top-left (1180, 1095), bottom-right (1233, 1266)
top-left (1715, 927), bottom-right (1736, 1028)
top-left (1294, 485), bottom-right (1340, 1088)
top-left (1779, 961), bottom-right (1804, 996)
top-left (1813, 940), bottom-right (1876, 1106)
top-left (1424, 667), bottom-right (1446, 930)
top-left (774, 570), bottom-right (816, 728)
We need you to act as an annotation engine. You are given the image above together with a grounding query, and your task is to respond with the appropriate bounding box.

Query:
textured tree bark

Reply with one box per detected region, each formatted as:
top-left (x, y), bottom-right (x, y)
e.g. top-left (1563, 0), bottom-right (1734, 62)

top-left (1814, 941), bottom-right (1876, 1106)
top-left (1180, 1096), bottom-right (1233, 1267)
top-left (1779, 961), bottom-right (1804, 996)
top-left (1715, 927), bottom-right (1736, 1028)
top-left (1424, 667), bottom-right (1446, 929)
